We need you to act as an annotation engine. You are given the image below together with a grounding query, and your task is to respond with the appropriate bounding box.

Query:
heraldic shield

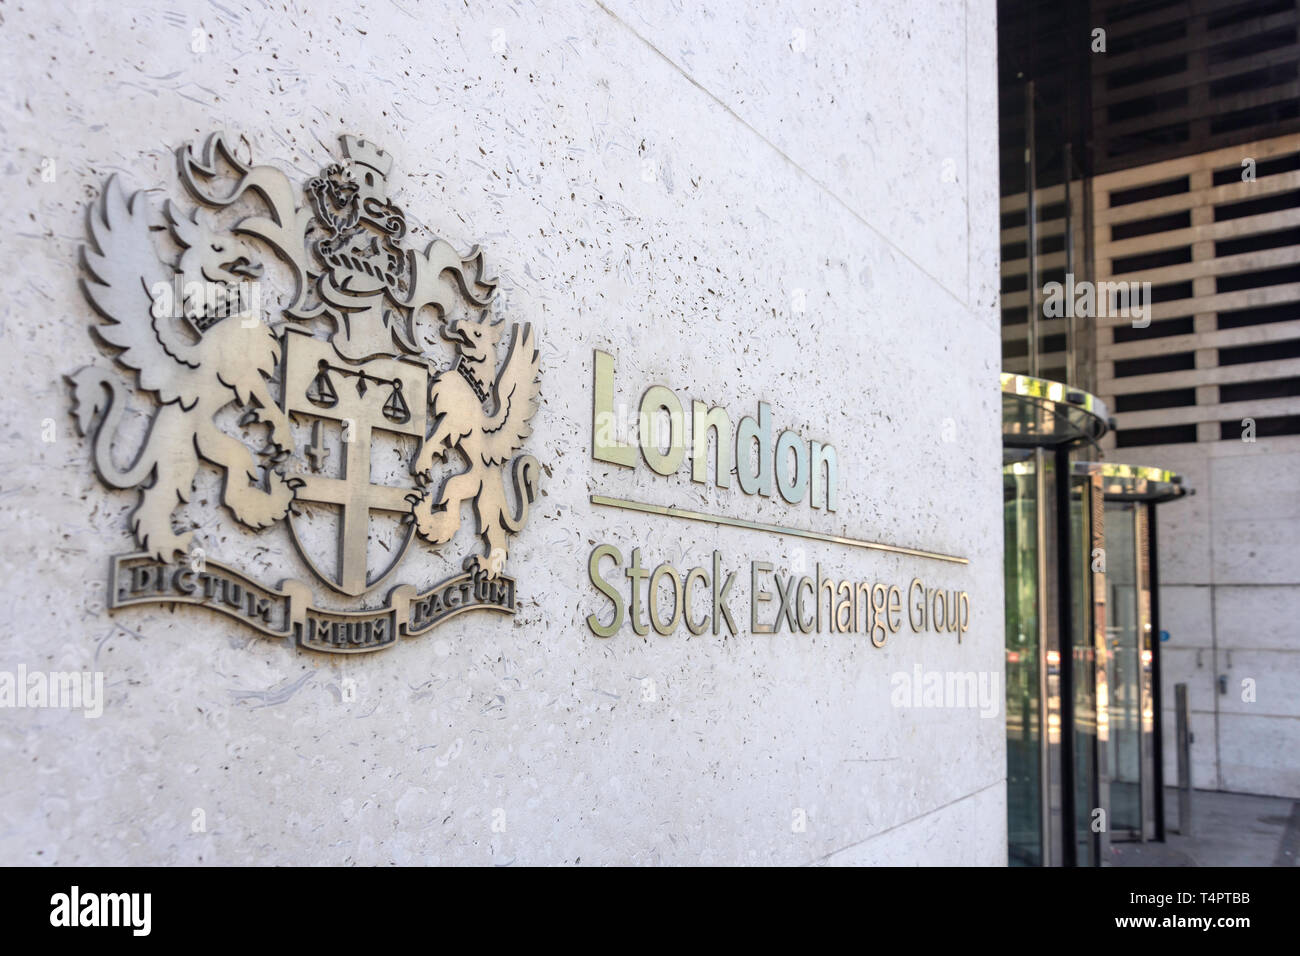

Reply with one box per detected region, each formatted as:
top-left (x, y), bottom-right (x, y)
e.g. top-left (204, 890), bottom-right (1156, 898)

top-left (70, 131), bottom-right (542, 654)
top-left (280, 329), bottom-right (429, 597)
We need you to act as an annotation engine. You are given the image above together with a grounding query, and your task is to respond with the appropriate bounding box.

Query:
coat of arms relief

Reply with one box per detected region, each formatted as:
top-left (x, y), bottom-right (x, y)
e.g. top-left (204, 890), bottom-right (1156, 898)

top-left (69, 133), bottom-right (541, 653)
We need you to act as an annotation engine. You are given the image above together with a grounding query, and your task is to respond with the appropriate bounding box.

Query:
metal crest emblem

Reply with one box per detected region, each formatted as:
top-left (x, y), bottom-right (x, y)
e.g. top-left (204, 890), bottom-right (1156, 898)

top-left (70, 133), bottom-right (541, 654)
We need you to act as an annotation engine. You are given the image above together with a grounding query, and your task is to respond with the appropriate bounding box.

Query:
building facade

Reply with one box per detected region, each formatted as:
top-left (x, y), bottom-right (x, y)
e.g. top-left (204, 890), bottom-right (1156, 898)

top-left (0, 1), bottom-right (1007, 865)
top-left (999, 0), bottom-right (1300, 805)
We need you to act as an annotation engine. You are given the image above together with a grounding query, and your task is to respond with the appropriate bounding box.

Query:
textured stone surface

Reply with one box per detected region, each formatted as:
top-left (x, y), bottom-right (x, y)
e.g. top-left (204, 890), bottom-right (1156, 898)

top-left (1142, 436), bottom-right (1300, 799)
top-left (0, 0), bottom-right (1004, 864)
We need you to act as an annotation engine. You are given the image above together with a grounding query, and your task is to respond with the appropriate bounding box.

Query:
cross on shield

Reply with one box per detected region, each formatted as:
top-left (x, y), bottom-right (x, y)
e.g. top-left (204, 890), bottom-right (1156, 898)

top-left (280, 328), bottom-right (429, 596)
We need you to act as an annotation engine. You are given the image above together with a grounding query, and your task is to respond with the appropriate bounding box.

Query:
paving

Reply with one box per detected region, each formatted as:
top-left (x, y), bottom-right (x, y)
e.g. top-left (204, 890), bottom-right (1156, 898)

top-left (1107, 788), bottom-right (1300, 867)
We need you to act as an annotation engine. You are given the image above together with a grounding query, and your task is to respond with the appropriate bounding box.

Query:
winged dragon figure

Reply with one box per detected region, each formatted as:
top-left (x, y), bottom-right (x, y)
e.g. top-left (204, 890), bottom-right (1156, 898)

top-left (410, 315), bottom-right (541, 578)
top-left (69, 177), bottom-right (301, 561)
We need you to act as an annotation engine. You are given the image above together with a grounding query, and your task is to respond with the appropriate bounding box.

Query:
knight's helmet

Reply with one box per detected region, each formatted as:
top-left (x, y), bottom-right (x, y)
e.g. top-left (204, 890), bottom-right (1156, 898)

top-left (308, 135), bottom-right (411, 361)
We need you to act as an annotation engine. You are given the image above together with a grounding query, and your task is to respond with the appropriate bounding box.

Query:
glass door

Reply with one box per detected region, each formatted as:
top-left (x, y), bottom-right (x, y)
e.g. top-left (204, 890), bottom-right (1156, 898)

top-left (1004, 456), bottom-right (1045, 866)
top-left (1105, 501), bottom-right (1156, 841)
top-left (1004, 454), bottom-right (1111, 866)
top-left (1068, 469), bottom-right (1108, 866)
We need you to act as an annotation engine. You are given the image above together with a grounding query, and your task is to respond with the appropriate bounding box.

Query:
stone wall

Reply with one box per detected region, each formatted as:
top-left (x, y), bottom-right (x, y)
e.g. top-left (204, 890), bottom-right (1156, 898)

top-left (1149, 435), bottom-right (1300, 800)
top-left (0, 0), bottom-right (1005, 864)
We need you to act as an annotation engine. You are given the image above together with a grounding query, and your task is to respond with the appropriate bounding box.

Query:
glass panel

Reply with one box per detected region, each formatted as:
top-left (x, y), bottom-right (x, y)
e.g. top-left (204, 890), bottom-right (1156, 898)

top-left (1069, 472), bottom-right (1100, 866)
top-left (1106, 501), bottom-right (1143, 837)
top-left (1136, 506), bottom-right (1156, 840)
top-left (1004, 460), bottom-right (1042, 866)
top-left (1042, 454), bottom-right (1064, 867)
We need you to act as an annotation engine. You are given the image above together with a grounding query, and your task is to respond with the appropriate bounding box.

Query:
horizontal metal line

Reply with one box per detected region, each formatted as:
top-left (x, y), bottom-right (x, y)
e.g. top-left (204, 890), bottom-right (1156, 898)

top-left (590, 495), bottom-right (969, 566)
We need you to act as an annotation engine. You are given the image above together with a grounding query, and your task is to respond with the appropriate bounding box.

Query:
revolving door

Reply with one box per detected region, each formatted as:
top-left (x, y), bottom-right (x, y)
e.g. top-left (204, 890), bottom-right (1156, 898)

top-left (1002, 374), bottom-right (1110, 866)
top-left (1003, 375), bottom-right (1192, 863)
top-left (1073, 463), bottom-right (1188, 844)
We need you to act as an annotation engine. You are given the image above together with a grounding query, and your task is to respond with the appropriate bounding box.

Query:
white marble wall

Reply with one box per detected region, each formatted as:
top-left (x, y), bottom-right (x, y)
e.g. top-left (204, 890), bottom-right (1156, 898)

top-left (0, 0), bottom-right (1005, 864)
top-left (1142, 435), bottom-right (1300, 799)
